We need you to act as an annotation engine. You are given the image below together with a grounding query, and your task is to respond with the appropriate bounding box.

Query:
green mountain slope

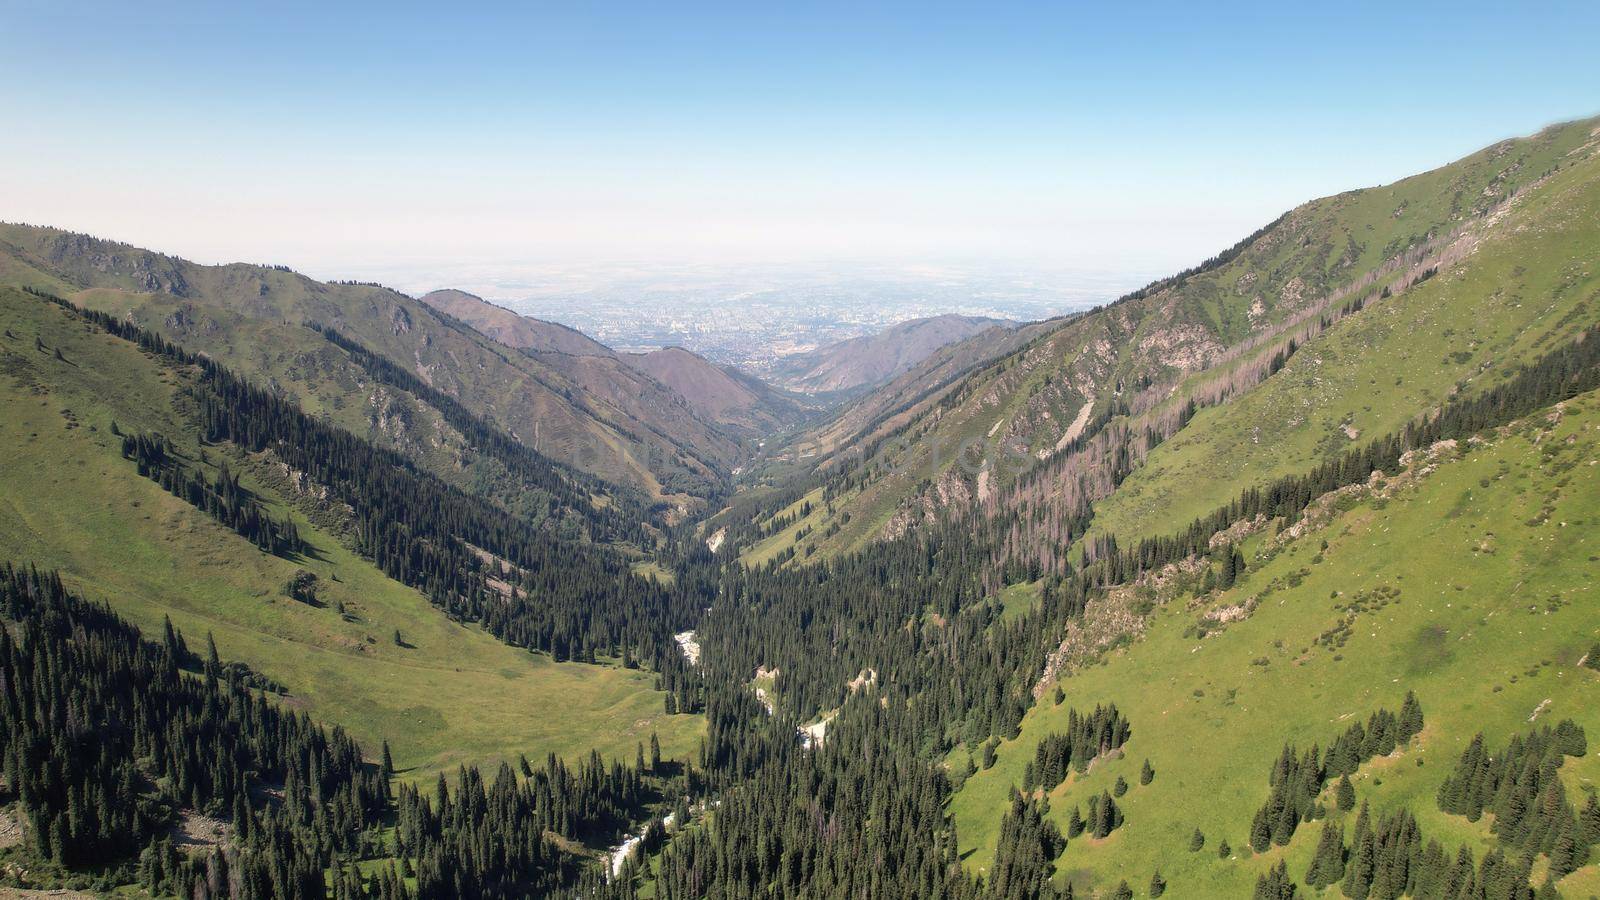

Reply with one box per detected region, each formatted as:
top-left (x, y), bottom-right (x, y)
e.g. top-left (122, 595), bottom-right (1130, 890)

top-left (950, 386), bottom-right (1600, 897)
top-left (0, 287), bottom-right (703, 779)
top-left (0, 226), bottom-right (741, 503)
top-left (746, 117), bottom-right (1600, 567)
top-left (770, 313), bottom-right (1017, 395)
top-left (1087, 119), bottom-right (1600, 551)
top-left (420, 287), bottom-right (814, 441)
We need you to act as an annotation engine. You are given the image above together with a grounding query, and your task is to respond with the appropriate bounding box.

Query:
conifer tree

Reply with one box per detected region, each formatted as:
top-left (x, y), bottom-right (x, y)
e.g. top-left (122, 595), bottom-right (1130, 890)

top-left (1219, 545), bottom-right (1239, 589)
top-left (1253, 860), bottom-right (1294, 899)
top-left (1398, 691), bottom-right (1424, 742)
top-left (1304, 820), bottom-right (1346, 888)
top-left (1342, 817), bottom-right (1375, 900)
top-left (1581, 793), bottom-right (1600, 846)
top-left (1336, 773), bottom-right (1356, 812)
top-left (1250, 806), bottom-right (1273, 852)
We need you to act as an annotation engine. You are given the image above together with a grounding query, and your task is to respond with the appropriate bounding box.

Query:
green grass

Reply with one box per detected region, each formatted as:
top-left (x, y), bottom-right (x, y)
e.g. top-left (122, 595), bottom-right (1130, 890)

top-left (995, 579), bottom-right (1042, 623)
top-left (949, 390), bottom-right (1600, 896)
top-left (783, 116), bottom-right (1600, 564)
top-left (630, 558), bottom-right (677, 584)
top-left (0, 291), bottom-right (703, 781)
top-left (1089, 136), bottom-right (1600, 551)
top-left (0, 222), bottom-right (740, 500)
top-left (739, 486), bottom-right (827, 567)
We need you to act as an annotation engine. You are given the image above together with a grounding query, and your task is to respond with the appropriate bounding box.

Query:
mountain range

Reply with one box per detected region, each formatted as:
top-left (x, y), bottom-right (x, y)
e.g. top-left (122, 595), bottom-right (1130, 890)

top-left (418, 287), bottom-right (814, 443)
top-left (769, 312), bottom-right (1017, 395)
top-left (1, 115), bottom-right (1598, 899)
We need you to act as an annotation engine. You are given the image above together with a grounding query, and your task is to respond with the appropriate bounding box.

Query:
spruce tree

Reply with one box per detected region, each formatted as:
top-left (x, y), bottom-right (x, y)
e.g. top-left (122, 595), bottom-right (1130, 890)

top-left (1548, 816), bottom-right (1579, 879)
top-left (1149, 869), bottom-right (1166, 897)
top-left (1253, 861), bottom-right (1293, 900)
top-left (1140, 758), bottom-right (1154, 785)
top-left (1250, 806), bottom-right (1272, 852)
top-left (1219, 545), bottom-right (1239, 589)
top-left (1336, 773), bottom-right (1356, 812)
top-left (1398, 690), bottom-right (1424, 742)
top-left (1342, 826), bottom-right (1375, 899)
top-left (1188, 828), bottom-right (1204, 852)
top-left (1581, 793), bottom-right (1600, 846)
top-left (1305, 820), bottom-right (1346, 888)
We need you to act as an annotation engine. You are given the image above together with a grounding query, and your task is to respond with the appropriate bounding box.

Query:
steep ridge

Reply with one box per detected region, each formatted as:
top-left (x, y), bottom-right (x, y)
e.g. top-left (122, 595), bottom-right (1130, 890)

top-left (771, 312), bottom-right (1016, 395)
top-left (420, 287), bottom-right (813, 440)
top-left (734, 116), bottom-right (1600, 567)
top-left (624, 346), bottom-right (813, 439)
top-left (2, 113), bottom-right (1598, 900)
top-left (0, 226), bottom-right (738, 503)
top-left (0, 287), bottom-right (704, 776)
top-left (951, 383), bottom-right (1600, 897)
top-left (1087, 128), bottom-right (1600, 550)
top-left (419, 288), bottom-right (614, 356)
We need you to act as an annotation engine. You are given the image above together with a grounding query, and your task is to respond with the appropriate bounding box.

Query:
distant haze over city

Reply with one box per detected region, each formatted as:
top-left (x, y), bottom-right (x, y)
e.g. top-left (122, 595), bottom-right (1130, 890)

top-left (339, 259), bottom-right (1151, 371)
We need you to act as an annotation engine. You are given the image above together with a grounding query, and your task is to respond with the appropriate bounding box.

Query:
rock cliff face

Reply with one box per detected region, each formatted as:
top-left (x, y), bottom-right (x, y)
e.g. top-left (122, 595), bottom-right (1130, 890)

top-left (40, 231), bottom-right (193, 296)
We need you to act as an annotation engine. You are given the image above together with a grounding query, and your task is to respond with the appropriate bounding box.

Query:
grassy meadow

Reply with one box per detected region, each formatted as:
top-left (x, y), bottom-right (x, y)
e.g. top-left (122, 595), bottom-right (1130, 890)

top-left (0, 290), bottom-right (703, 781)
top-left (950, 390), bottom-right (1600, 896)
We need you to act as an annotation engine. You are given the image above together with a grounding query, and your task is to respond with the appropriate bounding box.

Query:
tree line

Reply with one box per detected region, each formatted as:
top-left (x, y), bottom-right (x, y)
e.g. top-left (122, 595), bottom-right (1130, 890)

top-left (0, 563), bottom-right (386, 896)
top-left (119, 429), bottom-right (303, 556)
top-left (307, 322), bottom-right (647, 544)
top-left (1246, 696), bottom-right (1424, 855)
top-left (34, 290), bottom-right (702, 667)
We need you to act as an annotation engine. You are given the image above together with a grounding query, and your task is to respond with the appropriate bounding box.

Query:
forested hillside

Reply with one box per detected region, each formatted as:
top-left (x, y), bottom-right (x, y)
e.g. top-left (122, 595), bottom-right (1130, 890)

top-left (419, 288), bottom-right (813, 442)
top-left (723, 116), bottom-right (1600, 569)
top-left (0, 226), bottom-right (749, 505)
top-left (1, 116), bottom-right (1598, 899)
top-left (0, 287), bottom-right (704, 773)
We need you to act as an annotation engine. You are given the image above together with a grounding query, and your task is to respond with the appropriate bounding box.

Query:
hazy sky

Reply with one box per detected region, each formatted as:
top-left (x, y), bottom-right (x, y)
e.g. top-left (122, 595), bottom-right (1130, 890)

top-left (3, 1), bottom-right (1598, 283)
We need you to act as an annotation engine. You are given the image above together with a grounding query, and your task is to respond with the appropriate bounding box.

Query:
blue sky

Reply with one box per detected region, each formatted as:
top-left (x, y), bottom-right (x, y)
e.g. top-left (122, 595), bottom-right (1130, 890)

top-left (2, 1), bottom-right (1597, 283)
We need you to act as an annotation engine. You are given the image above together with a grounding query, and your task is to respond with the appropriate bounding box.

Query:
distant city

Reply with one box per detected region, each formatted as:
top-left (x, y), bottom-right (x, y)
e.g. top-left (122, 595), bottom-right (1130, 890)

top-left (360, 261), bottom-right (1151, 373)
